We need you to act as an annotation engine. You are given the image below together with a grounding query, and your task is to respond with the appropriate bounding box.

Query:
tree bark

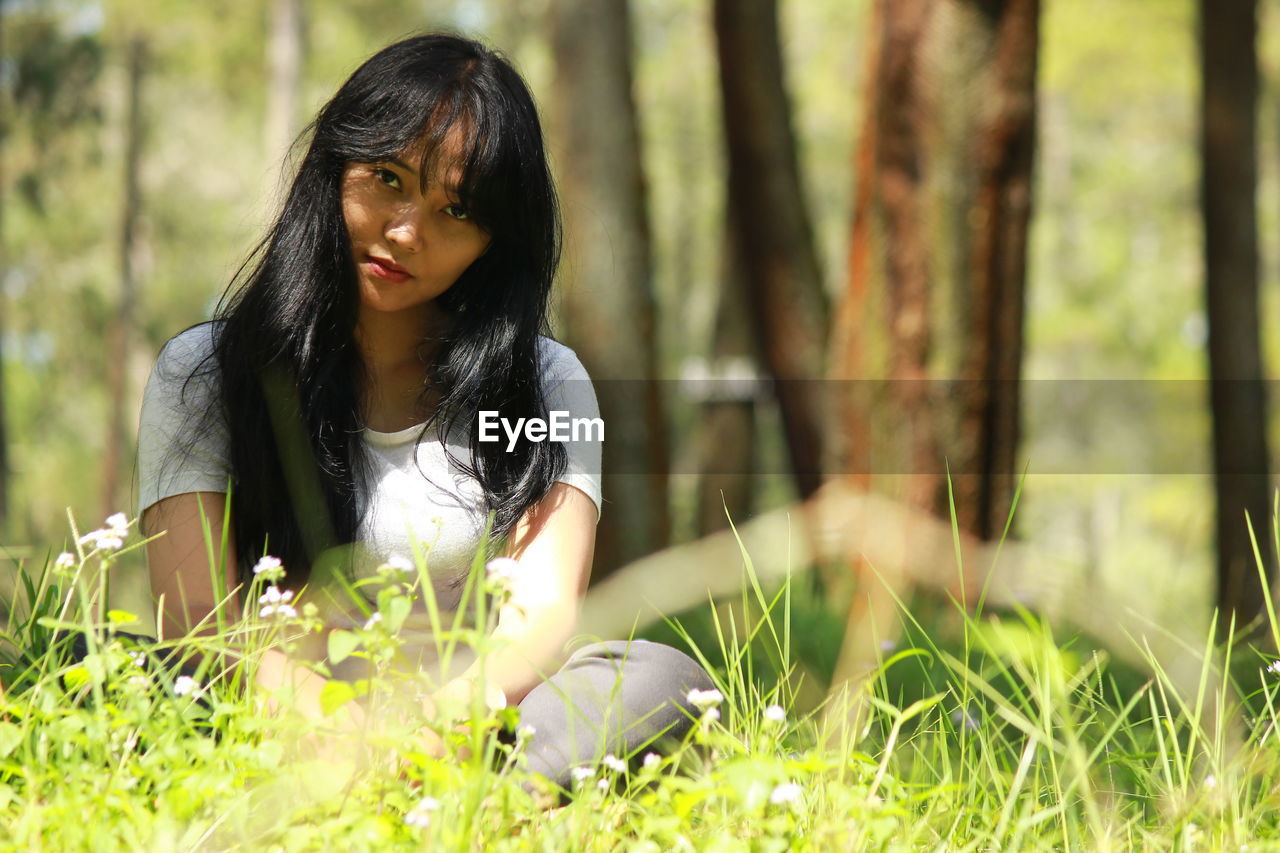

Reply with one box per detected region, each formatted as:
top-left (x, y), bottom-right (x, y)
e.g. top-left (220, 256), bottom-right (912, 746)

top-left (0, 0), bottom-right (8, 534)
top-left (831, 0), bottom-right (1037, 539)
top-left (695, 228), bottom-right (758, 536)
top-left (713, 0), bottom-right (829, 500)
top-left (549, 0), bottom-right (670, 579)
top-left (1199, 0), bottom-right (1274, 633)
top-left (101, 36), bottom-right (145, 518)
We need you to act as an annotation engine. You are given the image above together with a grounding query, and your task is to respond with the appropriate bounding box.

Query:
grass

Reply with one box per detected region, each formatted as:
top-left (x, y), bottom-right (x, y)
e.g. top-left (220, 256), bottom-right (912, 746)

top-left (1, 508), bottom-right (1279, 850)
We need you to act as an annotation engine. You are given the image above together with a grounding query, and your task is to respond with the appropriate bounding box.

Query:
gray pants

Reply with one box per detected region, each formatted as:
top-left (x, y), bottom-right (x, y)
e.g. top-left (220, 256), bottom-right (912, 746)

top-left (514, 639), bottom-right (716, 789)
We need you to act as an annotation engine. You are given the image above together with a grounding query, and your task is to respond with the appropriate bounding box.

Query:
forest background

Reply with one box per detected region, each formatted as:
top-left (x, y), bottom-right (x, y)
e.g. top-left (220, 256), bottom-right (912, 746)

top-left (2, 0), bottom-right (1279, 703)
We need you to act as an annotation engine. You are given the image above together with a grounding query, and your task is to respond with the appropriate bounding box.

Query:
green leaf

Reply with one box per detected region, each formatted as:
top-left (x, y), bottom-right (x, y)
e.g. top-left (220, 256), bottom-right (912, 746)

top-left (0, 722), bottom-right (22, 759)
top-left (327, 629), bottom-right (361, 665)
top-left (107, 610), bottom-right (137, 625)
top-left (62, 664), bottom-right (92, 692)
top-left (319, 679), bottom-right (357, 716)
top-left (384, 595), bottom-right (411, 634)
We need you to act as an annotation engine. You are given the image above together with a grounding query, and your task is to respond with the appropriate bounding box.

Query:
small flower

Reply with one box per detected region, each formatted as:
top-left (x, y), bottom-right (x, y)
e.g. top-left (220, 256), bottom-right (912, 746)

top-left (570, 766), bottom-right (594, 784)
top-left (763, 704), bottom-right (786, 724)
top-left (128, 650), bottom-right (146, 668)
top-left (173, 675), bottom-right (199, 697)
top-left (54, 552), bottom-right (76, 569)
top-left (642, 752), bottom-right (661, 770)
top-left (516, 724), bottom-right (536, 741)
top-left (78, 514), bottom-right (130, 553)
top-left (404, 795), bottom-right (441, 825)
top-left (127, 675), bottom-right (150, 689)
top-left (1267, 660), bottom-right (1280, 676)
top-left (485, 557), bottom-right (520, 585)
top-left (596, 777), bottom-right (610, 792)
top-left (1204, 774), bottom-right (1217, 790)
top-left (687, 688), bottom-right (724, 710)
top-left (363, 612), bottom-right (383, 631)
top-left (258, 586), bottom-right (297, 618)
top-left (378, 555), bottom-right (414, 580)
top-left (879, 638), bottom-right (898, 652)
top-left (252, 555), bottom-right (283, 577)
top-left (769, 782), bottom-right (803, 806)
top-left (602, 754), bottom-right (627, 773)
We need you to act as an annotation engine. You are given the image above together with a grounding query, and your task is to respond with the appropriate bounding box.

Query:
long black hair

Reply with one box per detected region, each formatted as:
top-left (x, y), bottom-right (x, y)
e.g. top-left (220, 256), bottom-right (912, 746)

top-left (188, 34), bottom-right (565, 584)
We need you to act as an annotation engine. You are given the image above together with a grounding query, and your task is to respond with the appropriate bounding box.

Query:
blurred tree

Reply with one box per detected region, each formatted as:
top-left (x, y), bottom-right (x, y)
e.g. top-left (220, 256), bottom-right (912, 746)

top-left (826, 0), bottom-right (1037, 697)
top-left (713, 0), bottom-right (828, 501)
top-left (1198, 0), bottom-right (1274, 633)
top-left (265, 0), bottom-right (306, 166)
top-left (101, 36), bottom-right (146, 518)
top-left (694, 230), bottom-right (758, 536)
top-left (832, 0), bottom-right (1038, 539)
top-left (548, 0), bottom-right (670, 579)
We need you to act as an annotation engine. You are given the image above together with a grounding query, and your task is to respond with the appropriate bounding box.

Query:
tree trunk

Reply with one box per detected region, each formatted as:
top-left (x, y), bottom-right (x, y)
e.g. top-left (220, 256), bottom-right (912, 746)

top-left (0, 0), bottom-right (8, 535)
top-left (548, 0), bottom-right (670, 579)
top-left (1199, 0), bottom-right (1274, 634)
top-left (101, 36), bottom-right (145, 518)
top-left (695, 228), bottom-right (759, 536)
top-left (826, 0), bottom-right (1037, 699)
top-left (831, 0), bottom-right (1037, 539)
top-left (713, 0), bottom-right (829, 501)
top-left (265, 0), bottom-right (304, 167)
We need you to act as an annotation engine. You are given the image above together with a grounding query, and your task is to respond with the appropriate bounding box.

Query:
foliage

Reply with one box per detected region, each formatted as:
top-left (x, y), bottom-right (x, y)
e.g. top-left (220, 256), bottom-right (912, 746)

top-left (0, 513), bottom-right (1279, 849)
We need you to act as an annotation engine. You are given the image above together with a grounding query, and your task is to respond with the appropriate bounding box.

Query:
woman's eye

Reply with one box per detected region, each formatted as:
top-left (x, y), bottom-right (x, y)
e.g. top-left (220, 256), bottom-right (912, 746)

top-left (374, 168), bottom-right (401, 189)
top-left (443, 204), bottom-right (470, 221)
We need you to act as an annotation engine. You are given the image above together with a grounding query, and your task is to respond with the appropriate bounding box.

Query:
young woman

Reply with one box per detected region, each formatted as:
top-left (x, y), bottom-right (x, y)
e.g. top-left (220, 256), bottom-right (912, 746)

top-left (137, 33), bottom-right (713, 790)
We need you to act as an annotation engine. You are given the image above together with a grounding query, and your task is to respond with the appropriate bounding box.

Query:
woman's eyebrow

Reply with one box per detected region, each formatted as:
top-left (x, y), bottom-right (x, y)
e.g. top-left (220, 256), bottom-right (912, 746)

top-left (387, 154), bottom-right (461, 195)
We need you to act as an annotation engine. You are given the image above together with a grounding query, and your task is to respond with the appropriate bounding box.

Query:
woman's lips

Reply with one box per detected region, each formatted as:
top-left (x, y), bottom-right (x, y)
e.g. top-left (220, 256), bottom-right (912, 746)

top-left (365, 256), bottom-right (412, 282)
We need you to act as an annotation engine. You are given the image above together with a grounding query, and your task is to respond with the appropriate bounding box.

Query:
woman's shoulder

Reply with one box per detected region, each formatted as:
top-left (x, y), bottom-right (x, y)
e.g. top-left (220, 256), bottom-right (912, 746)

top-left (154, 321), bottom-right (221, 376)
top-left (535, 335), bottom-right (591, 385)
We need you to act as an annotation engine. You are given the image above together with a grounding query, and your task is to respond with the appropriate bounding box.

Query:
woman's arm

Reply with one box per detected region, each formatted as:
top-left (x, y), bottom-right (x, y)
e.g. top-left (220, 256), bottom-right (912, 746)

top-left (143, 491), bottom-right (239, 640)
top-left (433, 482), bottom-right (597, 712)
top-left (144, 493), bottom-right (366, 732)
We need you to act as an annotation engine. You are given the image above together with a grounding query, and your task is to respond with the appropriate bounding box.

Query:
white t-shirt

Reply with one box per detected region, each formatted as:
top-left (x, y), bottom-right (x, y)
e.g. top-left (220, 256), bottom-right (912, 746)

top-left (137, 323), bottom-right (603, 620)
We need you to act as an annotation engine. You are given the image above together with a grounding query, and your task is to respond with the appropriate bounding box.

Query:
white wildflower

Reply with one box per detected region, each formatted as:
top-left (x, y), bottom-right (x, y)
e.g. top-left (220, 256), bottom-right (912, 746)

top-left (128, 650), bottom-right (146, 668)
top-left (258, 585), bottom-right (297, 618)
top-left (485, 557), bottom-right (520, 585)
top-left (127, 675), bottom-right (150, 689)
top-left (252, 555), bottom-right (283, 577)
top-left (516, 724), bottom-right (536, 741)
top-left (570, 766), bottom-right (594, 784)
top-left (173, 675), bottom-right (199, 697)
top-left (763, 704), bottom-right (786, 724)
top-left (54, 552), bottom-right (76, 569)
top-left (642, 752), bottom-right (661, 770)
top-left (687, 688), bottom-right (724, 710)
top-left (879, 638), bottom-right (898, 652)
top-left (363, 612), bottom-right (383, 631)
top-left (602, 754), bottom-right (627, 773)
top-left (79, 514), bottom-right (130, 553)
top-left (1267, 660), bottom-right (1280, 676)
top-left (405, 795), bottom-right (441, 825)
top-left (769, 782), bottom-right (803, 806)
top-left (596, 778), bottom-right (610, 792)
top-left (378, 555), bottom-right (414, 579)
top-left (1204, 774), bottom-right (1217, 790)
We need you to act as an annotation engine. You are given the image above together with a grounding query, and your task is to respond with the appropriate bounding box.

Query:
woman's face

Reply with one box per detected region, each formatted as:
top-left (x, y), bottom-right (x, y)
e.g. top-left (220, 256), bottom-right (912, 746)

top-left (341, 131), bottom-right (491, 322)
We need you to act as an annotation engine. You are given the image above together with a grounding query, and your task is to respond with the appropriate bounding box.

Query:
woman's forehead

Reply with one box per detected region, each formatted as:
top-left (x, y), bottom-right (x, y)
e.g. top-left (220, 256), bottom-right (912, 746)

top-left (399, 122), bottom-right (473, 191)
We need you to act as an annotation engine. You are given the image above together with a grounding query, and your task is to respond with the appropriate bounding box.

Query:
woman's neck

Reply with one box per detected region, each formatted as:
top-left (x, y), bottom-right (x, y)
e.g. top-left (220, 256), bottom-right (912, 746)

top-left (354, 304), bottom-right (450, 431)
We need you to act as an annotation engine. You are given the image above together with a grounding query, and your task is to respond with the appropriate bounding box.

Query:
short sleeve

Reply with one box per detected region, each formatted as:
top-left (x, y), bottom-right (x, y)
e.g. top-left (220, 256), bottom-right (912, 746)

top-left (136, 324), bottom-right (231, 516)
top-left (538, 338), bottom-right (603, 521)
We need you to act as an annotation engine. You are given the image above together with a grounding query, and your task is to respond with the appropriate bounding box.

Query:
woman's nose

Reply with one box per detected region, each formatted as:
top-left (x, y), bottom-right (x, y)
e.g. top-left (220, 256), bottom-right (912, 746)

top-left (384, 205), bottom-right (425, 252)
